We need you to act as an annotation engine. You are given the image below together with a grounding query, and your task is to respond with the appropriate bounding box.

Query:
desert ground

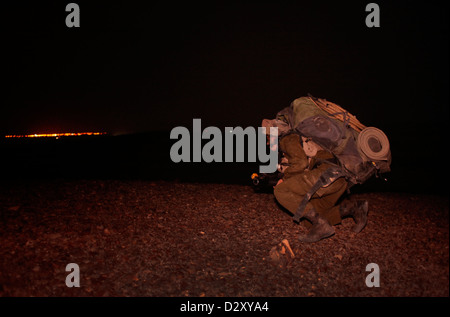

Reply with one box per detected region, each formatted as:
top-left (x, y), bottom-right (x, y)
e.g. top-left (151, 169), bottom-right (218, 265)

top-left (0, 179), bottom-right (448, 297)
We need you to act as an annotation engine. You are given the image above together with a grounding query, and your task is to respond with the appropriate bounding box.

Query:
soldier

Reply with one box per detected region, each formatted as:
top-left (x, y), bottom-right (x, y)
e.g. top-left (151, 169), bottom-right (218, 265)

top-left (268, 130), bottom-right (369, 243)
top-left (260, 94), bottom-right (390, 243)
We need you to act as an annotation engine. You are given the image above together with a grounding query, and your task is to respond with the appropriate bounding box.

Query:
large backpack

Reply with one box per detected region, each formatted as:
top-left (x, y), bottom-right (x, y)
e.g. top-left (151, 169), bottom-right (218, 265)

top-left (275, 94), bottom-right (391, 222)
top-left (276, 94), bottom-right (391, 186)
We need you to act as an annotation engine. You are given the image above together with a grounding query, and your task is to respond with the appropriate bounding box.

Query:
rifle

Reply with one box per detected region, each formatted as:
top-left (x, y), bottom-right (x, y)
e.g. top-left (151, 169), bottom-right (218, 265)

top-left (251, 133), bottom-right (287, 192)
top-left (251, 171), bottom-right (283, 192)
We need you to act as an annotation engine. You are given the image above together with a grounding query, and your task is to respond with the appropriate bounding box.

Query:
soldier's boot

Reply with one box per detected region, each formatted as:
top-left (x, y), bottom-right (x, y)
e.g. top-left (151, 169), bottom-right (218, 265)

top-left (298, 207), bottom-right (335, 243)
top-left (339, 199), bottom-right (369, 233)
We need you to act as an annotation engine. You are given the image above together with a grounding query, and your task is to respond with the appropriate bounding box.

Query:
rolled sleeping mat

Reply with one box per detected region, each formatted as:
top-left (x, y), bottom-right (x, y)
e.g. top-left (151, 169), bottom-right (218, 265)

top-left (357, 127), bottom-right (390, 161)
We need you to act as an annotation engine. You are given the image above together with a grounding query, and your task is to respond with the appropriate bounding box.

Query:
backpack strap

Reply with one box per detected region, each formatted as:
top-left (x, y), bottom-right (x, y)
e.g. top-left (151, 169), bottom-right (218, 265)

top-left (292, 166), bottom-right (346, 223)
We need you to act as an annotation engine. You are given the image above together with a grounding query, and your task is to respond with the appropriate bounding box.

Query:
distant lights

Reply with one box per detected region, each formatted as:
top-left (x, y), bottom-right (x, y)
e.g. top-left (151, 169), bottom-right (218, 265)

top-left (4, 132), bottom-right (107, 138)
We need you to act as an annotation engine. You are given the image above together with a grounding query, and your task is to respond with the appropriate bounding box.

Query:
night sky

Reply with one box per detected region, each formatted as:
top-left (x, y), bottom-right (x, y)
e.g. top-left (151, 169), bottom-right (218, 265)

top-left (3, 1), bottom-right (447, 136)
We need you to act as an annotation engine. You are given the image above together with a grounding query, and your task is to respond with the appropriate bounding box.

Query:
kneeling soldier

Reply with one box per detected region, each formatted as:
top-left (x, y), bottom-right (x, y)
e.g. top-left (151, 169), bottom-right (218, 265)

top-left (274, 133), bottom-right (369, 243)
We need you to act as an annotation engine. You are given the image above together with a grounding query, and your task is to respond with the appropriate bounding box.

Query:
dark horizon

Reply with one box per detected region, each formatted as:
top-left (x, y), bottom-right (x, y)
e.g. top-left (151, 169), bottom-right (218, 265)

top-left (0, 129), bottom-right (447, 196)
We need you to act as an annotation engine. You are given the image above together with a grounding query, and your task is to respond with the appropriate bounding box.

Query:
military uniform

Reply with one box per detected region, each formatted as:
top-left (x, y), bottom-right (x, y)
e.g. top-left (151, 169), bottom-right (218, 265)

top-left (274, 133), bottom-right (348, 228)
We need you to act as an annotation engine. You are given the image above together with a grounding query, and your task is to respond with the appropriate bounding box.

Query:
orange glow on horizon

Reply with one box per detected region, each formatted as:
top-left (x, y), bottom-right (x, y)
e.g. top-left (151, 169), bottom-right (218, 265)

top-left (4, 132), bottom-right (107, 138)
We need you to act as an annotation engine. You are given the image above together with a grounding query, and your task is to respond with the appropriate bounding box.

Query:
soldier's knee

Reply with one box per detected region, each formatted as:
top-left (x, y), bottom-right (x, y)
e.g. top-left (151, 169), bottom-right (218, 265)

top-left (273, 183), bottom-right (289, 203)
top-left (273, 184), bottom-right (282, 200)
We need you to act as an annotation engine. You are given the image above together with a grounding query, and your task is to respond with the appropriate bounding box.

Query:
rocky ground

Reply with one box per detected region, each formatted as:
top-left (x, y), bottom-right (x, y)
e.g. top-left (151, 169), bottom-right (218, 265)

top-left (0, 179), bottom-right (448, 297)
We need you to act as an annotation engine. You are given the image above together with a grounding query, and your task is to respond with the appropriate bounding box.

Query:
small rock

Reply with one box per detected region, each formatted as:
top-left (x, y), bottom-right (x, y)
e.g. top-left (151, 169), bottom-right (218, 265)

top-left (269, 239), bottom-right (296, 268)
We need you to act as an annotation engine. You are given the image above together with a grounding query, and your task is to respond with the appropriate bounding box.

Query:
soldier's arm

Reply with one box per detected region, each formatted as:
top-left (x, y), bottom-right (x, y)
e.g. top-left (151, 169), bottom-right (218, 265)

top-left (279, 133), bottom-right (309, 180)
